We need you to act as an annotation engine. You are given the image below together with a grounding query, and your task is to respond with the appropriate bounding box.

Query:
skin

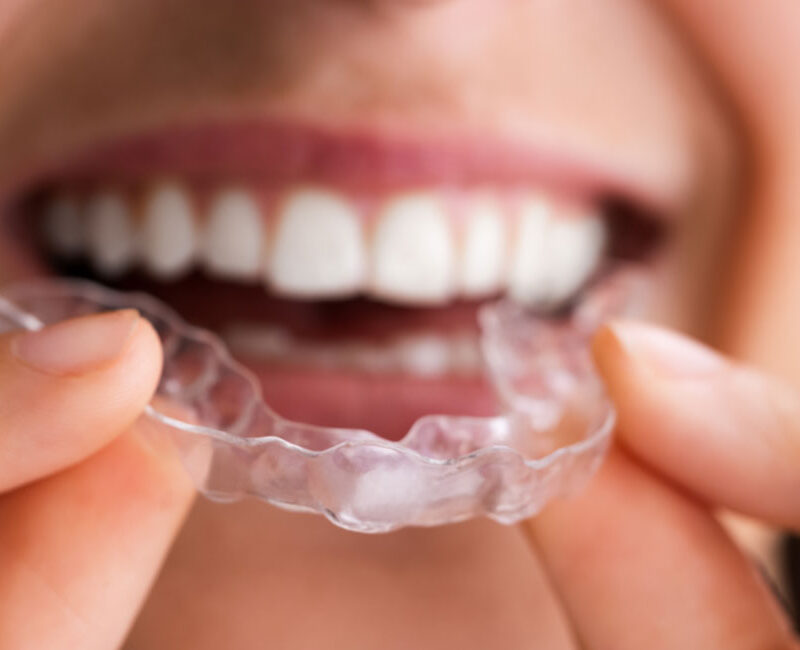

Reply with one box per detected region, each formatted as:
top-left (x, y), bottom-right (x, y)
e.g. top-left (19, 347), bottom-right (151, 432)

top-left (0, 1), bottom-right (798, 648)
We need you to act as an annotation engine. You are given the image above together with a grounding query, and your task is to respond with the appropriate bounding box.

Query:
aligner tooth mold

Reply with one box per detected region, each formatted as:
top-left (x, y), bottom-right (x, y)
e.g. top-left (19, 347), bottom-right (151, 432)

top-left (0, 271), bottom-right (644, 533)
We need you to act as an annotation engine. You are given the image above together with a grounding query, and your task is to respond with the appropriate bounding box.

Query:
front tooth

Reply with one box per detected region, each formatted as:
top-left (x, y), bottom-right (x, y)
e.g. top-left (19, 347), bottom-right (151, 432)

top-left (43, 194), bottom-right (84, 257)
top-left (459, 194), bottom-right (506, 297)
top-left (371, 193), bottom-right (455, 304)
top-left (86, 190), bottom-right (136, 275)
top-left (270, 189), bottom-right (365, 297)
top-left (140, 182), bottom-right (197, 279)
top-left (508, 196), bottom-right (606, 307)
top-left (203, 189), bottom-right (264, 279)
top-left (508, 195), bottom-right (552, 305)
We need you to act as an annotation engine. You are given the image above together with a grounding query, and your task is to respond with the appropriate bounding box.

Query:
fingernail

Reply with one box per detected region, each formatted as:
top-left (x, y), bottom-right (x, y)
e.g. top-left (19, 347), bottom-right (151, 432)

top-left (13, 309), bottom-right (140, 376)
top-left (605, 321), bottom-right (725, 378)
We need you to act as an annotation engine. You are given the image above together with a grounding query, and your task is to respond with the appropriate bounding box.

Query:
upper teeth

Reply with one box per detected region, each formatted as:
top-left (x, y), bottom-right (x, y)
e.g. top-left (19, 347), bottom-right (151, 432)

top-left (460, 194), bottom-right (507, 297)
top-left (84, 190), bottom-right (136, 276)
top-left (140, 182), bottom-right (198, 279)
top-left (371, 194), bottom-right (455, 304)
top-left (42, 183), bottom-right (606, 306)
top-left (507, 195), bottom-right (607, 307)
top-left (271, 189), bottom-right (366, 298)
top-left (203, 188), bottom-right (264, 280)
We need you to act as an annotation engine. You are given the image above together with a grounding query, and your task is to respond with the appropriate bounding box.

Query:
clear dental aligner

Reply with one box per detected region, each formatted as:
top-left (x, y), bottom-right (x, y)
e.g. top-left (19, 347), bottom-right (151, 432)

top-left (0, 271), bottom-right (642, 533)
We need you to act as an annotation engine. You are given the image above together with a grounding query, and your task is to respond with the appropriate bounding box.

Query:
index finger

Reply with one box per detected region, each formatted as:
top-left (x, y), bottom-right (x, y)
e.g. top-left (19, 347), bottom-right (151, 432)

top-left (592, 320), bottom-right (800, 529)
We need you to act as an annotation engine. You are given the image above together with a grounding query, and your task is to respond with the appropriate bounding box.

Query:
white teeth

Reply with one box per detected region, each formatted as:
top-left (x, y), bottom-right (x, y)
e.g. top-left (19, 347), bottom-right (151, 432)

top-left (43, 194), bottom-right (84, 258)
top-left (459, 195), bottom-right (506, 297)
top-left (85, 190), bottom-right (136, 275)
top-left (270, 189), bottom-right (366, 297)
top-left (509, 196), bottom-right (606, 307)
top-left (204, 189), bottom-right (264, 280)
top-left (223, 323), bottom-right (482, 377)
top-left (543, 209), bottom-right (606, 305)
top-left (508, 195), bottom-right (553, 305)
top-left (371, 194), bottom-right (455, 304)
top-left (395, 335), bottom-right (452, 377)
top-left (44, 183), bottom-right (608, 307)
top-left (450, 334), bottom-right (482, 375)
top-left (140, 182), bottom-right (197, 279)
top-left (347, 344), bottom-right (397, 375)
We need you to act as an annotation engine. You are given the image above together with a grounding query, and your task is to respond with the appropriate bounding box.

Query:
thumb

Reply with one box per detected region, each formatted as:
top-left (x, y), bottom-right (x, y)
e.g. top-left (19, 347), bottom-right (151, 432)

top-left (0, 309), bottom-right (162, 492)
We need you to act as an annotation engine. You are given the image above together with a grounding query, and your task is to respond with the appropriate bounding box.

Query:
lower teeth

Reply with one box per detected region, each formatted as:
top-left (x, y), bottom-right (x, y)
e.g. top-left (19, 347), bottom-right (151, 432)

top-left (39, 185), bottom-right (608, 308)
top-left (222, 324), bottom-right (482, 378)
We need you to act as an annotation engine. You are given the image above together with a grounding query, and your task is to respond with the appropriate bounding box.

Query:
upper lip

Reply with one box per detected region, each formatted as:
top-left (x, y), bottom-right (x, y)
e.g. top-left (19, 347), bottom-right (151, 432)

top-left (3, 117), bottom-right (676, 220)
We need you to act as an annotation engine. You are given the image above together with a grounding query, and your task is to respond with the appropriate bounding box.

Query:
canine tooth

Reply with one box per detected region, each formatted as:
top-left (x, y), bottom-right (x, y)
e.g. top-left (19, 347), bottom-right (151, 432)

top-left (140, 182), bottom-right (197, 279)
top-left (270, 189), bottom-right (365, 297)
top-left (86, 190), bottom-right (136, 275)
top-left (43, 194), bottom-right (84, 257)
top-left (508, 195), bottom-right (552, 305)
top-left (545, 209), bottom-right (606, 304)
top-left (509, 197), bottom-right (606, 306)
top-left (459, 195), bottom-right (506, 296)
top-left (371, 194), bottom-right (455, 304)
top-left (204, 189), bottom-right (264, 279)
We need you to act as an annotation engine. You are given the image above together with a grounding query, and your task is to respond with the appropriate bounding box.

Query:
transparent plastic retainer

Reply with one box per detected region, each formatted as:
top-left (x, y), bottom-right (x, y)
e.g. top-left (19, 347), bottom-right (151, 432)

top-left (0, 271), bottom-right (643, 533)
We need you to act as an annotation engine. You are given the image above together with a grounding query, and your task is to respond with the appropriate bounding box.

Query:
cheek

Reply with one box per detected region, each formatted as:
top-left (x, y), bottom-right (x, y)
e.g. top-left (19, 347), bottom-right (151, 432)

top-left (665, 110), bottom-right (741, 338)
top-left (659, 1), bottom-right (800, 380)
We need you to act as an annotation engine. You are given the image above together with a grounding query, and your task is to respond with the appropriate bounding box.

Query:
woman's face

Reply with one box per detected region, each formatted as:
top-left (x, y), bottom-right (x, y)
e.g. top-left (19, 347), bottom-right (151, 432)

top-left (0, 0), bottom-right (797, 646)
top-left (0, 0), bottom-right (741, 431)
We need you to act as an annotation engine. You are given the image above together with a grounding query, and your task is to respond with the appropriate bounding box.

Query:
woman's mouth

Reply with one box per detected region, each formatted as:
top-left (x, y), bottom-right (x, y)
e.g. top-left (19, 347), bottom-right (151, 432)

top-left (4, 120), bottom-right (666, 440)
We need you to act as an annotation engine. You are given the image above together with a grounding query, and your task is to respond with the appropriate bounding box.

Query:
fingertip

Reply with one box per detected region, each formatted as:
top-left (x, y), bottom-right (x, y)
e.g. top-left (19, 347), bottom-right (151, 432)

top-left (120, 315), bottom-right (164, 393)
top-left (591, 321), bottom-right (629, 377)
top-left (596, 320), bottom-right (725, 379)
top-left (593, 321), bottom-right (800, 528)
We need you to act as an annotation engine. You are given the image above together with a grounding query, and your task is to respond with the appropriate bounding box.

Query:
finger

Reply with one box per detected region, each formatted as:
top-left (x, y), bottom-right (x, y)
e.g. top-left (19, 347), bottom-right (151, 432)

top-left (593, 321), bottom-right (800, 529)
top-left (0, 309), bottom-right (162, 492)
top-left (0, 420), bottom-right (195, 650)
top-left (525, 450), bottom-right (798, 650)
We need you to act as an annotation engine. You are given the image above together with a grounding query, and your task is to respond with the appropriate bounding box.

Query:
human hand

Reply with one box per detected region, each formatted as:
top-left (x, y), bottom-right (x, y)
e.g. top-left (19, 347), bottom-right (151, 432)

top-left (524, 321), bottom-right (800, 649)
top-left (0, 310), bottom-right (194, 649)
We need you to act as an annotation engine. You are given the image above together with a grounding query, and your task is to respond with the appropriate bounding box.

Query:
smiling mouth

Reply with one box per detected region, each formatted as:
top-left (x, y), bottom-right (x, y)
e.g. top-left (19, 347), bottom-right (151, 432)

top-left (4, 119), bottom-right (665, 440)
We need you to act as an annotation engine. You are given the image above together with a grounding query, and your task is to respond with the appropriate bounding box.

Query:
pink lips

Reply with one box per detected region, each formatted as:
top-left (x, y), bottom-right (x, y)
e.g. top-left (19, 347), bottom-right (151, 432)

top-left (24, 120), bottom-right (670, 215)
